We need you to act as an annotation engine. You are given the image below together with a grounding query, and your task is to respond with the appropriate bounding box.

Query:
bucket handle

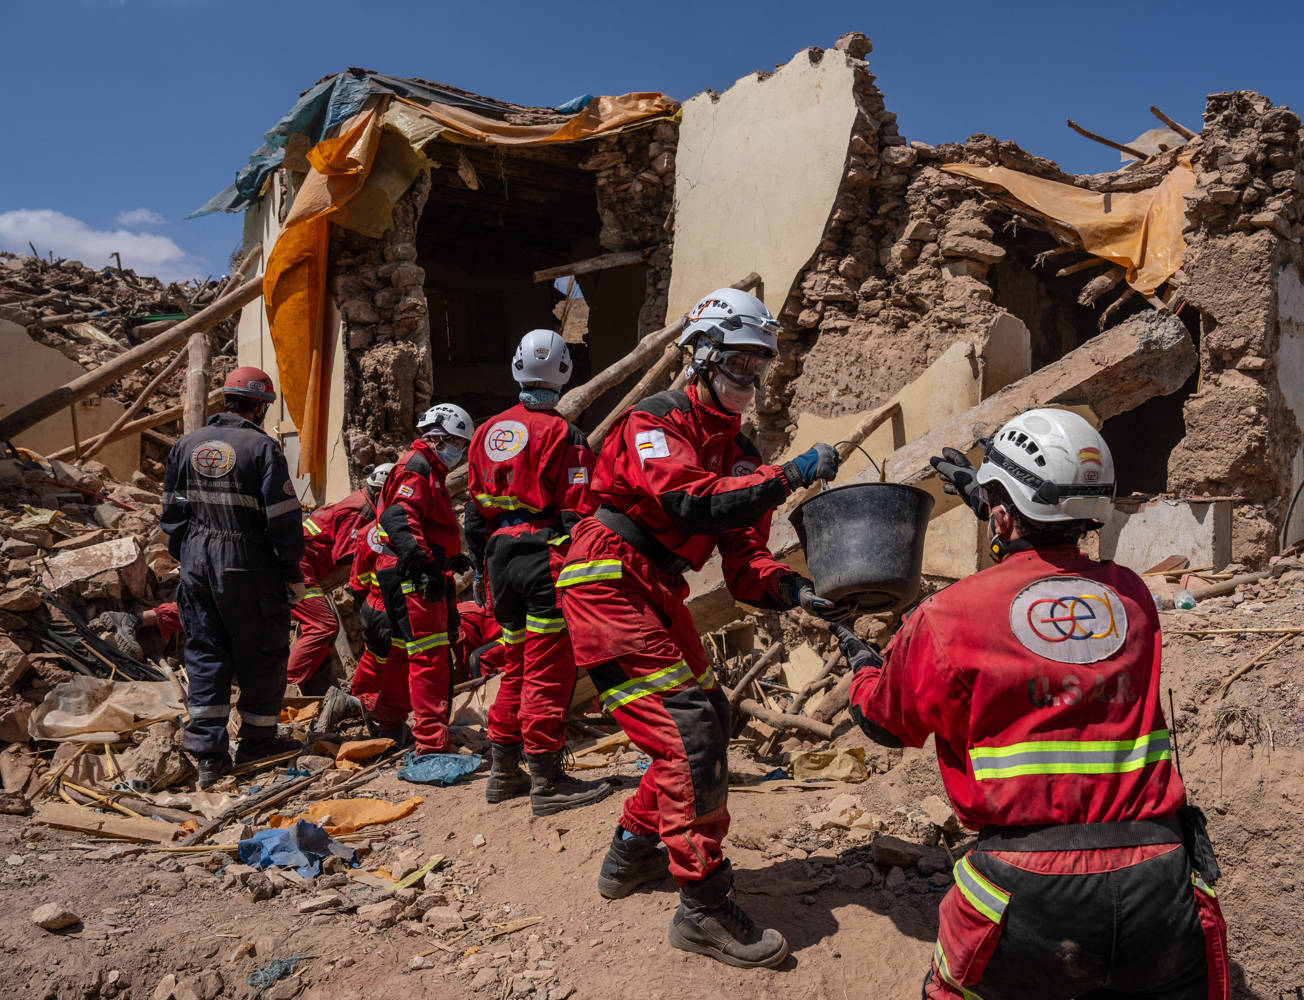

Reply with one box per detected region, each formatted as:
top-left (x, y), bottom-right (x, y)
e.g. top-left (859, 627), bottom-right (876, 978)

top-left (831, 440), bottom-right (883, 488)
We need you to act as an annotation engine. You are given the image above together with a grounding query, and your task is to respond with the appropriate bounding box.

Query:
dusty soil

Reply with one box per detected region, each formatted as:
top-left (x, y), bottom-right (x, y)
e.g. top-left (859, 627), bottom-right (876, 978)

top-left (2, 582), bottom-right (1302, 1000)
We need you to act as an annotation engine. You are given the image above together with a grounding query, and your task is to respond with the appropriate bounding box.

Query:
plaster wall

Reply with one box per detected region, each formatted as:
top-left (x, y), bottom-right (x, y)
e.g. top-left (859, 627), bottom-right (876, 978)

top-left (0, 319), bottom-right (139, 481)
top-left (236, 177), bottom-right (352, 505)
top-left (1095, 500), bottom-right (1232, 573)
top-left (1276, 263), bottom-right (1304, 547)
top-left (666, 48), bottom-right (860, 319)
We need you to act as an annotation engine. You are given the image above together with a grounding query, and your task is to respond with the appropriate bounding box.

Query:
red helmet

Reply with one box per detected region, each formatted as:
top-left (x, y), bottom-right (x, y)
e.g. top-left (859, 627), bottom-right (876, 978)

top-left (223, 366), bottom-right (276, 402)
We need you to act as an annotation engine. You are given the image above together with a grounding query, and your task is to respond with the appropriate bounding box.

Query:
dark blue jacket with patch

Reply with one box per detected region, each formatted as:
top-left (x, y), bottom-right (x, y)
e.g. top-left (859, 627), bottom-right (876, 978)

top-left (161, 412), bottom-right (304, 582)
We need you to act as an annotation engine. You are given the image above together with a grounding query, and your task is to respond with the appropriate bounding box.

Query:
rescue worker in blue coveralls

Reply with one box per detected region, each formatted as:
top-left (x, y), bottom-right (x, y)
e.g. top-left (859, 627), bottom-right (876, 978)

top-left (161, 366), bottom-right (306, 788)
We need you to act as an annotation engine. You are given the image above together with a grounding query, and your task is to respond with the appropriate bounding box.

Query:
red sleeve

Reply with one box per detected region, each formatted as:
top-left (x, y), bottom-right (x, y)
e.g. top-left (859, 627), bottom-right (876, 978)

top-left (848, 607), bottom-right (971, 750)
top-left (717, 512), bottom-right (791, 607)
top-left (549, 427), bottom-right (599, 520)
top-left (378, 466), bottom-right (433, 564)
top-left (624, 410), bottom-right (793, 534)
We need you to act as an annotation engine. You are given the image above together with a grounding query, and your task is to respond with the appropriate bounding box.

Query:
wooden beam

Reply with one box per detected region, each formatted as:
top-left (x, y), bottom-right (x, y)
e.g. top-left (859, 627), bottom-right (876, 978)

top-left (0, 277), bottom-right (261, 442)
top-left (1055, 257), bottom-right (1110, 278)
top-left (47, 389), bottom-right (222, 462)
top-left (587, 340), bottom-right (680, 450)
top-left (726, 642), bottom-right (783, 710)
top-left (1149, 106), bottom-right (1197, 140)
top-left (1066, 119), bottom-right (1148, 160)
top-left (533, 250), bottom-right (648, 283)
top-left (737, 698), bottom-right (835, 741)
top-left (80, 349), bottom-right (188, 461)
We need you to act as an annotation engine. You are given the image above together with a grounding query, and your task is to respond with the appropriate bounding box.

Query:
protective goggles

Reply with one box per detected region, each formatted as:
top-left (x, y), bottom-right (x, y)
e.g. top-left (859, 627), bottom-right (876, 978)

top-left (712, 349), bottom-right (773, 387)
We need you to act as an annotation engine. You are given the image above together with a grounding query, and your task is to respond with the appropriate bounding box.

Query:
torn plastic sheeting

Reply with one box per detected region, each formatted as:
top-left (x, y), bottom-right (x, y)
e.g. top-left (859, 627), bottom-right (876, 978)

top-left (28, 677), bottom-right (181, 743)
top-left (941, 156), bottom-right (1195, 295)
top-left (334, 737), bottom-right (394, 770)
top-left (236, 819), bottom-right (358, 877)
top-left (397, 751), bottom-right (482, 786)
top-left (266, 795), bottom-right (422, 835)
top-left (789, 747), bottom-right (868, 783)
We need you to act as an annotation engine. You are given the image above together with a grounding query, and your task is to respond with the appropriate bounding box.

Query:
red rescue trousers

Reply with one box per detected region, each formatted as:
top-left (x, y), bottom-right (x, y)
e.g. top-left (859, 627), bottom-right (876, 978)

top-left (350, 597), bottom-right (394, 713)
top-left (375, 559), bottom-right (452, 753)
top-left (486, 532), bottom-right (576, 754)
top-left (558, 518), bottom-right (727, 883)
top-left (152, 602), bottom-right (184, 640)
top-left (286, 588), bottom-right (337, 686)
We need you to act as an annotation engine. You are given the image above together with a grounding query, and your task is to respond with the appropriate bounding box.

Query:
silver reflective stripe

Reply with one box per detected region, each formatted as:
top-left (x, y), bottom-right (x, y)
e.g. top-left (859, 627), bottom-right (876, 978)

top-left (182, 489), bottom-right (262, 510)
top-left (953, 855), bottom-right (1009, 923)
top-left (969, 731), bottom-right (1171, 779)
top-left (600, 660), bottom-right (694, 713)
top-left (187, 704), bottom-right (231, 719)
top-left (266, 497), bottom-right (301, 518)
top-left (240, 711), bottom-right (280, 727)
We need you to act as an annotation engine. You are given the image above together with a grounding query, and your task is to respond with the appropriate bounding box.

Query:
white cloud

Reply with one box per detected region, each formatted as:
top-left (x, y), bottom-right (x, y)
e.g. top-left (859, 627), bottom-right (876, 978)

top-left (0, 209), bottom-right (209, 283)
top-left (115, 208), bottom-right (167, 227)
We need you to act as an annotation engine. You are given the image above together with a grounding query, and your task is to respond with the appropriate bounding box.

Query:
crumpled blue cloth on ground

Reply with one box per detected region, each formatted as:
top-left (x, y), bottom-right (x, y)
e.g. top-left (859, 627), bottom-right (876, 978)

top-left (236, 820), bottom-right (357, 878)
top-left (397, 751), bottom-right (482, 786)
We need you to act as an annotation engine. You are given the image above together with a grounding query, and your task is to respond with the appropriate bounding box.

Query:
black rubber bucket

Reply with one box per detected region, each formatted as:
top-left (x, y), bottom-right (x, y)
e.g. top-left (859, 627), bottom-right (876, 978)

top-left (789, 483), bottom-right (935, 613)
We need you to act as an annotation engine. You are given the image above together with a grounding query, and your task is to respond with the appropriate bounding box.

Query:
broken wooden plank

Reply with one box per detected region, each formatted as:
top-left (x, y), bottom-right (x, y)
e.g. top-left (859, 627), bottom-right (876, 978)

top-left (47, 390), bottom-right (222, 462)
top-left (1066, 118), bottom-right (1147, 159)
top-left (1149, 106), bottom-right (1197, 141)
top-left (533, 250), bottom-right (647, 283)
top-left (736, 699), bottom-right (834, 741)
top-left (0, 277), bottom-right (261, 442)
top-left (34, 801), bottom-right (182, 843)
top-left (726, 642), bottom-right (783, 710)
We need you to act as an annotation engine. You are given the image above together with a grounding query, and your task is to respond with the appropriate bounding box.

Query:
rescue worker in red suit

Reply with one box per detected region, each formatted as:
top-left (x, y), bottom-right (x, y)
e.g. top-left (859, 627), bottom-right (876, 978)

top-left (287, 468), bottom-right (388, 690)
top-left (465, 329), bottom-right (611, 816)
top-left (452, 600), bottom-right (506, 683)
top-left (347, 464), bottom-right (403, 735)
top-left (161, 367), bottom-right (305, 788)
top-left (559, 288), bottom-right (843, 968)
top-left (367, 404), bottom-right (475, 754)
top-left (835, 408), bottom-right (1229, 1000)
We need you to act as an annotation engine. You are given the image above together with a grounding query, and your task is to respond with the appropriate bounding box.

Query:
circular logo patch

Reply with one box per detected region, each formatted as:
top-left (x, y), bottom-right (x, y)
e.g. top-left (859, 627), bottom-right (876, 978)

top-left (731, 458), bottom-right (758, 477)
top-left (366, 525), bottom-right (384, 554)
top-left (191, 439), bottom-right (236, 479)
top-left (484, 420), bottom-right (528, 463)
top-left (1009, 576), bottom-right (1128, 664)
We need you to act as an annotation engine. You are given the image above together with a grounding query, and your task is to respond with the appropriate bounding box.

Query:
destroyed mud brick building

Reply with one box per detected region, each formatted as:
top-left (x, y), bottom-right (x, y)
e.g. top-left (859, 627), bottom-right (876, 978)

top-left (194, 32), bottom-right (1304, 600)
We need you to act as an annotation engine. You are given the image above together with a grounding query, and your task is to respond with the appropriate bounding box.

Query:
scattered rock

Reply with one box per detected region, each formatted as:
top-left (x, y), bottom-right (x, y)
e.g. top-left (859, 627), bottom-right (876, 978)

top-left (918, 795), bottom-right (961, 833)
top-left (420, 905), bottom-right (465, 932)
top-left (297, 892), bottom-right (343, 914)
top-left (871, 835), bottom-right (925, 869)
top-left (31, 903), bottom-right (80, 931)
top-left (472, 833), bottom-right (487, 848)
top-left (357, 898), bottom-right (404, 928)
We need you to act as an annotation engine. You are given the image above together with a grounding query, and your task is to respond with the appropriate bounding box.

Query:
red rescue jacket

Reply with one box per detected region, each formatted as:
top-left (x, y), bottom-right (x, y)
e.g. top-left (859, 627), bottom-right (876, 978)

top-left (849, 545), bottom-right (1187, 830)
top-left (300, 488), bottom-right (375, 586)
top-left (374, 439), bottom-right (461, 575)
top-left (464, 403), bottom-right (597, 563)
top-left (590, 387), bottom-right (799, 607)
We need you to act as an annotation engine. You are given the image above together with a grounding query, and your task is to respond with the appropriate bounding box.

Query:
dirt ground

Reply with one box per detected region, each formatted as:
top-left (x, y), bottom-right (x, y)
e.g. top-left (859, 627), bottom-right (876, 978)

top-left (2, 580), bottom-right (1302, 1000)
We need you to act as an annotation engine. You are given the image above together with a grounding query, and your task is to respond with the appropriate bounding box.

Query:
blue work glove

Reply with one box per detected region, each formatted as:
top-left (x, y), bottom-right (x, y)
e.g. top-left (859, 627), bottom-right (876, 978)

top-left (780, 574), bottom-right (838, 617)
top-left (830, 622), bottom-right (883, 674)
top-left (930, 447), bottom-right (989, 520)
top-left (784, 442), bottom-right (840, 488)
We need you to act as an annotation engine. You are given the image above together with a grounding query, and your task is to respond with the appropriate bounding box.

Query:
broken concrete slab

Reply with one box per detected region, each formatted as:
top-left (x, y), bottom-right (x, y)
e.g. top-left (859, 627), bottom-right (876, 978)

top-left (37, 536), bottom-right (146, 598)
top-left (1092, 498), bottom-right (1232, 573)
top-left (0, 634), bottom-right (31, 692)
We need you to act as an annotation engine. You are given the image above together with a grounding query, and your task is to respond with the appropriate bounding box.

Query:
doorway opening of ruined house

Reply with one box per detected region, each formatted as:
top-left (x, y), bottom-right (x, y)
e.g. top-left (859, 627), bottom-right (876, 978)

top-left (415, 140), bottom-right (646, 427)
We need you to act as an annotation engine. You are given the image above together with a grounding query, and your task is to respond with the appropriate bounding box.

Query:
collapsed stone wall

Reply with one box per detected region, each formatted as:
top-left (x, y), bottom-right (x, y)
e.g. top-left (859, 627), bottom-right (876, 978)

top-left (579, 120), bottom-right (679, 335)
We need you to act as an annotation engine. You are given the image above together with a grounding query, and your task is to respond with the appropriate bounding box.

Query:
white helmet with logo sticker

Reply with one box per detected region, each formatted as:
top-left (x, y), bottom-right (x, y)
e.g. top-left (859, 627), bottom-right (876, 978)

top-left (976, 408), bottom-right (1115, 524)
top-left (365, 462), bottom-right (395, 490)
top-left (512, 329), bottom-right (572, 387)
top-left (417, 403), bottom-right (474, 442)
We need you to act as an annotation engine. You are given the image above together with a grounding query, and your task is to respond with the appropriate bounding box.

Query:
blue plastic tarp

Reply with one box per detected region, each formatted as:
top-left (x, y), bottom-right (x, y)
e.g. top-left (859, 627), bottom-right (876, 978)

top-left (236, 819), bottom-right (358, 878)
top-left (397, 751), bottom-right (482, 786)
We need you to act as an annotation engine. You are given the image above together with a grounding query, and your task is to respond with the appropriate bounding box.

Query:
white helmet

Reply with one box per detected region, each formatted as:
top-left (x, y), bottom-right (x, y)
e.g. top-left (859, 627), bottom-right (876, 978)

top-left (365, 462), bottom-right (395, 490)
top-left (976, 408), bottom-right (1115, 524)
top-left (512, 329), bottom-right (572, 387)
top-left (417, 402), bottom-right (474, 442)
top-left (678, 288), bottom-right (780, 356)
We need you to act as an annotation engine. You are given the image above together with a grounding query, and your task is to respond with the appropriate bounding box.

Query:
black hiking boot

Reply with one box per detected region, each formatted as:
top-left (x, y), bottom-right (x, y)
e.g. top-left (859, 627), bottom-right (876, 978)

top-left (485, 741), bottom-right (532, 804)
top-left (597, 824), bottom-right (670, 899)
top-left (525, 747), bottom-right (613, 817)
top-left (195, 753), bottom-right (231, 789)
top-left (316, 686), bottom-right (362, 734)
top-left (667, 861), bottom-right (788, 969)
top-left (360, 706), bottom-right (411, 748)
top-left (92, 611), bottom-right (143, 660)
top-left (234, 734), bottom-right (302, 766)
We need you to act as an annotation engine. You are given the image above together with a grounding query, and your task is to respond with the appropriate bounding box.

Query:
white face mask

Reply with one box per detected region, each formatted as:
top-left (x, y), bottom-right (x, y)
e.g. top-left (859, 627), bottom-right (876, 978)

top-left (434, 441), bottom-right (464, 468)
top-left (709, 370), bottom-right (756, 414)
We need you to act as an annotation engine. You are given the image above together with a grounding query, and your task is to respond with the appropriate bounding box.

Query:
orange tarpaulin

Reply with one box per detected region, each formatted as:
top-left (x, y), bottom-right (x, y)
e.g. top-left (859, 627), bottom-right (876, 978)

top-left (262, 91), bottom-right (677, 493)
top-left (266, 795), bottom-right (423, 835)
top-left (941, 156), bottom-right (1195, 296)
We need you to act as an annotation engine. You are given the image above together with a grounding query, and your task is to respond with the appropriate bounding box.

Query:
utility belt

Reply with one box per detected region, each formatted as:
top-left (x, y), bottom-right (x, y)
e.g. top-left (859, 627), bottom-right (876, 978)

top-left (977, 815), bottom-right (1183, 852)
top-left (595, 506), bottom-right (691, 578)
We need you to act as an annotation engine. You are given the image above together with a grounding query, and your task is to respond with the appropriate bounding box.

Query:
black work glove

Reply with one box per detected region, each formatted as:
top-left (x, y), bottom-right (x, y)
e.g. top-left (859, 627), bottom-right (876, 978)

top-left (930, 447), bottom-right (989, 520)
top-left (782, 442), bottom-right (841, 489)
top-left (396, 541), bottom-right (442, 582)
top-left (447, 552), bottom-right (473, 575)
top-left (779, 573), bottom-right (838, 617)
top-left (830, 622), bottom-right (883, 674)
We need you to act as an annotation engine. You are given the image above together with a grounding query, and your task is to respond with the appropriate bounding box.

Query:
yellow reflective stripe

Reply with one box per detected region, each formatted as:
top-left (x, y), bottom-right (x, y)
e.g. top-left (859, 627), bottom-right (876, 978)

top-left (302, 586), bottom-right (325, 599)
top-left (555, 560), bottom-right (623, 588)
top-left (474, 493), bottom-right (543, 514)
top-left (526, 614), bottom-right (566, 635)
top-left (548, 535), bottom-right (569, 546)
top-left (360, 571), bottom-right (378, 587)
top-left (376, 525), bottom-right (390, 541)
top-left (501, 627), bottom-right (526, 645)
top-left (933, 942), bottom-right (985, 1000)
top-left (954, 856), bottom-right (1009, 923)
top-left (304, 518), bottom-right (322, 536)
top-left (1192, 873), bottom-right (1217, 899)
top-left (699, 664), bottom-right (716, 691)
top-left (969, 730), bottom-right (1172, 780)
top-left (405, 632), bottom-right (449, 653)
top-left (600, 660), bottom-right (694, 713)
top-left (401, 581), bottom-right (417, 594)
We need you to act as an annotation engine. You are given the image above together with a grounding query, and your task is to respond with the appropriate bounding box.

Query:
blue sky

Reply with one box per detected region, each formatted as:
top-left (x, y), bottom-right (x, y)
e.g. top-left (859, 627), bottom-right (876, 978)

top-left (3, 0), bottom-right (1301, 283)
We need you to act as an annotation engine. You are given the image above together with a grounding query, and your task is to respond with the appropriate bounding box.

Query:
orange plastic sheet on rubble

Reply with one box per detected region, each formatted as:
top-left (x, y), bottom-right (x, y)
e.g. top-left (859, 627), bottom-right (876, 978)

top-left (334, 738), bottom-right (394, 770)
top-left (263, 89), bottom-right (678, 492)
top-left (267, 795), bottom-right (422, 835)
top-left (941, 155), bottom-right (1195, 295)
